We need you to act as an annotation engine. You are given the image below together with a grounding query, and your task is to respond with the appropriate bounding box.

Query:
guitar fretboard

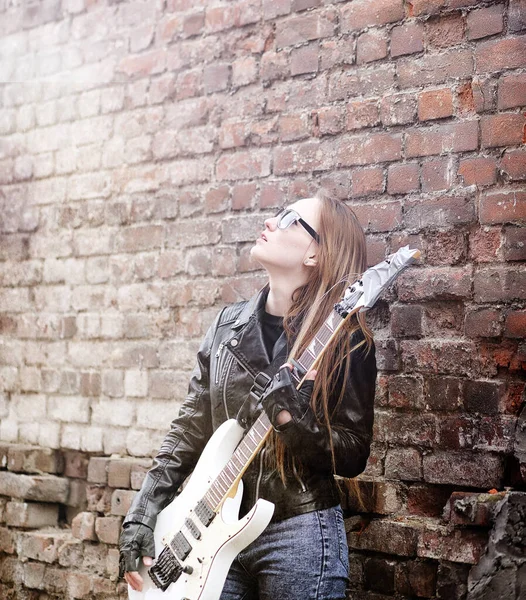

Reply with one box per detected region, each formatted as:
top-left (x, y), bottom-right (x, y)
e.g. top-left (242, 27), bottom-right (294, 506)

top-left (203, 308), bottom-right (345, 513)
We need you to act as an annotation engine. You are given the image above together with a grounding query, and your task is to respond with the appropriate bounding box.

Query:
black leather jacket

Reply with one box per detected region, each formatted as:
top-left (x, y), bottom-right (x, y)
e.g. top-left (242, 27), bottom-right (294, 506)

top-left (124, 288), bottom-right (377, 529)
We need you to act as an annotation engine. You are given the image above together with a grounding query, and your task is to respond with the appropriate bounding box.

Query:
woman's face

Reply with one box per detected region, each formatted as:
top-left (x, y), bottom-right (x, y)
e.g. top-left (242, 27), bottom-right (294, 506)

top-left (250, 197), bottom-right (321, 275)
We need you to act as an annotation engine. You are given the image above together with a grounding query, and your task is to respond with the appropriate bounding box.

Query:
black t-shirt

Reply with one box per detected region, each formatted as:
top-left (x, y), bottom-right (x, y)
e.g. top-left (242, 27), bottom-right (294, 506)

top-left (261, 310), bottom-right (284, 359)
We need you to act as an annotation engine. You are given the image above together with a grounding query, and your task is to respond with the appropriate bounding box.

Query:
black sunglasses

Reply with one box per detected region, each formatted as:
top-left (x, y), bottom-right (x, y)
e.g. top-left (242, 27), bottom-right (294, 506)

top-left (274, 208), bottom-right (320, 244)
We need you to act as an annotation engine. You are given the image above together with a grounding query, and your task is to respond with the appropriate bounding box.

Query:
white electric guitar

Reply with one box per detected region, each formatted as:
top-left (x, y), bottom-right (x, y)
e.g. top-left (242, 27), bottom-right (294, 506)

top-left (129, 246), bottom-right (420, 600)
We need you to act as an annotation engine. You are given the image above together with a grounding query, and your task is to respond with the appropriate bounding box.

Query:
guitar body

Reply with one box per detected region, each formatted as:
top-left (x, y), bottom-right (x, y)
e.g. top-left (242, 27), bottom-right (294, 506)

top-left (128, 419), bottom-right (275, 600)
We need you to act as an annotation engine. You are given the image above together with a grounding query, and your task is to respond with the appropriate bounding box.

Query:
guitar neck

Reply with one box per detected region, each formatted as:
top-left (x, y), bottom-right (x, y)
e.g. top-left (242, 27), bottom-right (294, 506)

top-left (204, 307), bottom-right (350, 513)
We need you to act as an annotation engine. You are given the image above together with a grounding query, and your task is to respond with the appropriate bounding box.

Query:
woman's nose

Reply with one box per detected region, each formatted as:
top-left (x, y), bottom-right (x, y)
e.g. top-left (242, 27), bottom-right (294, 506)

top-left (264, 216), bottom-right (277, 230)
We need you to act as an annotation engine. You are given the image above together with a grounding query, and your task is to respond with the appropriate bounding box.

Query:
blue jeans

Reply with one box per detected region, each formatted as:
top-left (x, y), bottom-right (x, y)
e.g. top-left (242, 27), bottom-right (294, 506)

top-left (220, 506), bottom-right (350, 600)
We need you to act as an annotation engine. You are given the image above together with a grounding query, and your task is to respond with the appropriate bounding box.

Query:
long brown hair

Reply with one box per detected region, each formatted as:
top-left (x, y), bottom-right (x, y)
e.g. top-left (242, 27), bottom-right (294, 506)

top-left (265, 191), bottom-right (373, 510)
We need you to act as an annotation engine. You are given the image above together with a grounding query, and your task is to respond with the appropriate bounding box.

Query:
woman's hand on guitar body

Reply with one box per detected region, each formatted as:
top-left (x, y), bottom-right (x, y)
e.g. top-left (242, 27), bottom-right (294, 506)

top-left (119, 522), bottom-right (155, 591)
top-left (261, 364), bottom-right (317, 429)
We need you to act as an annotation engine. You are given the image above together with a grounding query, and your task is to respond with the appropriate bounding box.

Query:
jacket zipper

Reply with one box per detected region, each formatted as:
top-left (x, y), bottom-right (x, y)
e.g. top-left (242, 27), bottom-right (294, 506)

top-left (214, 342), bottom-right (225, 385)
top-left (255, 447), bottom-right (266, 499)
top-left (221, 354), bottom-right (234, 419)
top-left (292, 460), bottom-right (307, 493)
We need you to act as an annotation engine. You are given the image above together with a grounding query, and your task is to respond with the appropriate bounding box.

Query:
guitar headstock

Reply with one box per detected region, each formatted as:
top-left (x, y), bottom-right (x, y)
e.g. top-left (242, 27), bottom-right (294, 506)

top-left (335, 246), bottom-right (421, 317)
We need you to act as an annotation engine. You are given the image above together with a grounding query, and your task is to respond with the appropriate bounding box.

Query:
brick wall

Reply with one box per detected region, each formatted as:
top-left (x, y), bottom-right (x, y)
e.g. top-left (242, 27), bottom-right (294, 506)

top-left (0, 0), bottom-right (524, 598)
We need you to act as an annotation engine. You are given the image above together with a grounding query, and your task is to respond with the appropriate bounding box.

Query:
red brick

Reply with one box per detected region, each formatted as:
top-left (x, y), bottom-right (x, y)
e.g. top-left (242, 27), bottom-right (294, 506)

top-left (425, 231), bottom-right (466, 267)
top-left (316, 106), bottom-right (344, 136)
top-left (67, 572), bottom-right (91, 598)
top-left (278, 113), bottom-right (309, 142)
top-left (260, 50), bottom-right (289, 83)
top-left (111, 489), bottom-right (136, 516)
top-left (421, 158), bottom-right (452, 192)
top-left (328, 64), bottom-right (396, 101)
top-left (348, 518), bottom-right (419, 556)
top-left (423, 451), bottom-right (503, 488)
top-left (469, 227), bottom-right (502, 263)
top-left (405, 196), bottom-right (475, 229)
top-left (424, 376), bottom-right (462, 411)
top-left (463, 379), bottom-right (503, 415)
top-left (390, 305), bottom-right (424, 337)
top-left (175, 69), bottom-right (202, 100)
top-left (205, 5), bottom-right (235, 33)
top-left (501, 149), bottom-right (526, 182)
top-left (401, 339), bottom-right (478, 376)
top-left (503, 226), bottom-right (526, 261)
top-left (465, 308), bottom-right (502, 338)
top-left (410, 0), bottom-right (479, 16)
top-left (275, 10), bottom-right (336, 48)
top-left (205, 185), bottom-right (230, 213)
top-left (418, 89), bottom-right (454, 121)
top-left (116, 225), bottom-right (164, 253)
top-left (474, 266), bottom-right (526, 302)
top-left (418, 525), bottom-right (488, 565)
top-left (398, 50), bottom-right (473, 88)
top-left (391, 23), bottom-right (424, 57)
top-left (219, 121), bottom-right (247, 149)
top-left (481, 113), bottom-right (526, 148)
top-left (443, 491), bottom-right (505, 526)
top-left (458, 157), bottom-right (497, 187)
top-left (0, 472), bottom-right (69, 503)
top-left (457, 81), bottom-right (476, 116)
top-left (292, 0), bottom-right (321, 10)
top-left (467, 4), bottom-right (504, 40)
top-left (352, 201), bottom-right (402, 233)
top-left (95, 516), bottom-right (122, 545)
top-left (505, 310), bottom-right (526, 338)
top-left (397, 266), bottom-right (471, 302)
top-left (374, 411), bottom-right (436, 447)
top-left (498, 73), bottom-right (526, 110)
top-left (216, 149), bottom-right (271, 180)
top-left (509, 0), bottom-right (526, 33)
top-left (406, 121), bottom-right (478, 158)
top-left (345, 99), bottom-right (380, 131)
top-left (7, 445), bottom-right (63, 475)
top-left (480, 191), bottom-right (526, 225)
top-left (232, 182), bottom-right (257, 210)
top-left (340, 0), bottom-right (404, 31)
top-left (425, 13), bottom-right (465, 48)
top-left (424, 303), bottom-right (465, 335)
top-left (350, 167), bottom-right (384, 197)
top-left (259, 183), bottom-right (286, 209)
top-left (356, 30), bottom-right (388, 64)
top-left (475, 37), bottom-right (526, 74)
top-left (117, 50), bottom-right (166, 78)
top-left (108, 459), bottom-right (132, 489)
top-left (71, 512), bottom-right (96, 541)
top-left (274, 141), bottom-right (329, 175)
top-left (395, 559), bottom-right (438, 597)
top-left (472, 76), bottom-right (497, 113)
top-left (385, 447), bottom-right (423, 481)
top-left (387, 163), bottom-right (420, 195)
top-left (380, 94), bottom-right (416, 125)
top-left (63, 451), bottom-right (88, 479)
top-left (290, 43), bottom-right (318, 75)
top-left (203, 63), bottom-right (230, 94)
top-left (337, 132), bottom-right (402, 166)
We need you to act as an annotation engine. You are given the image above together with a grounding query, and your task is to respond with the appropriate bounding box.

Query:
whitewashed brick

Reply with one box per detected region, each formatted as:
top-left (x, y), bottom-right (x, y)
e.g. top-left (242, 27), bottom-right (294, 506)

top-left (48, 396), bottom-right (90, 423)
top-left (74, 228), bottom-right (114, 256)
top-left (81, 426), bottom-right (103, 452)
top-left (38, 422), bottom-right (61, 449)
top-left (55, 148), bottom-right (77, 174)
top-left (78, 89), bottom-right (101, 118)
top-left (32, 152), bottom-right (55, 179)
top-left (102, 136), bottom-right (125, 168)
top-left (0, 367), bottom-right (18, 392)
top-left (27, 124), bottom-right (71, 153)
top-left (137, 399), bottom-right (179, 430)
top-left (76, 314), bottom-right (101, 339)
top-left (76, 144), bottom-right (102, 172)
top-left (86, 256), bottom-right (109, 284)
top-left (33, 285), bottom-right (72, 312)
top-left (103, 427), bottom-right (127, 455)
top-left (0, 420), bottom-right (19, 442)
top-left (101, 314), bottom-right (123, 339)
top-left (20, 367), bottom-right (41, 392)
top-left (0, 288), bottom-right (31, 312)
top-left (117, 283), bottom-right (163, 311)
top-left (124, 370), bottom-right (148, 397)
top-left (68, 342), bottom-right (110, 368)
top-left (35, 101), bottom-right (57, 127)
top-left (29, 230), bottom-right (73, 258)
top-left (0, 394), bottom-right (9, 419)
top-left (71, 285), bottom-right (116, 312)
top-left (13, 394), bottom-right (47, 421)
top-left (92, 399), bottom-right (134, 427)
top-left (61, 424), bottom-right (82, 450)
top-left (68, 171), bottom-right (112, 200)
top-left (43, 258), bottom-right (85, 285)
top-left (101, 370), bottom-right (124, 398)
top-left (19, 423), bottom-right (40, 445)
top-left (71, 116), bottom-right (113, 146)
top-left (101, 86), bottom-right (125, 114)
top-left (126, 429), bottom-right (165, 457)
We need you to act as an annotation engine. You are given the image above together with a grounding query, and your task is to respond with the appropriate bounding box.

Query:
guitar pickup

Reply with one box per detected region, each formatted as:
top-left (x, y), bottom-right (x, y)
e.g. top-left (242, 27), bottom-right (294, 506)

top-left (170, 531), bottom-right (192, 561)
top-left (185, 517), bottom-right (201, 540)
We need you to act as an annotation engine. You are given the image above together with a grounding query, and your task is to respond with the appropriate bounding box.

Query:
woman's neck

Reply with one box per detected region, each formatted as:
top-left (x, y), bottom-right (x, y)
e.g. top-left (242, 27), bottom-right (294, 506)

top-left (265, 272), bottom-right (306, 317)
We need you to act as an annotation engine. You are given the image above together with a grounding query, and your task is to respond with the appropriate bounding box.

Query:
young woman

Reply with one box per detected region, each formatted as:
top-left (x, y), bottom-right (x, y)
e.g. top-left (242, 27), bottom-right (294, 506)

top-left (119, 193), bottom-right (377, 600)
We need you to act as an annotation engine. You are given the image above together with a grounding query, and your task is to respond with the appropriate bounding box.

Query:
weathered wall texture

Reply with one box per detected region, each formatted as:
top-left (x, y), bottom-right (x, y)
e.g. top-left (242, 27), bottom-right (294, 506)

top-left (0, 0), bottom-right (525, 598)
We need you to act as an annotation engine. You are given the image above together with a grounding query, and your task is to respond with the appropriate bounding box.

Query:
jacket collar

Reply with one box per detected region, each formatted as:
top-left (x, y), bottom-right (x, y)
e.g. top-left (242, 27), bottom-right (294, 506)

top-left (230, 285), bottom-right (269, 330)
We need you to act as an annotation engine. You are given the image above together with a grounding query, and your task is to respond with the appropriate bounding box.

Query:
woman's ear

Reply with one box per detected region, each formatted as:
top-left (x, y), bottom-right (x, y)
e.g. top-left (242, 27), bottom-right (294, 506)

top-left (304, 254), bottom-right (318, 267)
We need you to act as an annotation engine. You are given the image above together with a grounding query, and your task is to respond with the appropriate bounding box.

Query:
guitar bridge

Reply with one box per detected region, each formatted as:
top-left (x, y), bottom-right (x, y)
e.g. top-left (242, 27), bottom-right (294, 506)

top-left (148, 546), bottom-right (183, 592)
